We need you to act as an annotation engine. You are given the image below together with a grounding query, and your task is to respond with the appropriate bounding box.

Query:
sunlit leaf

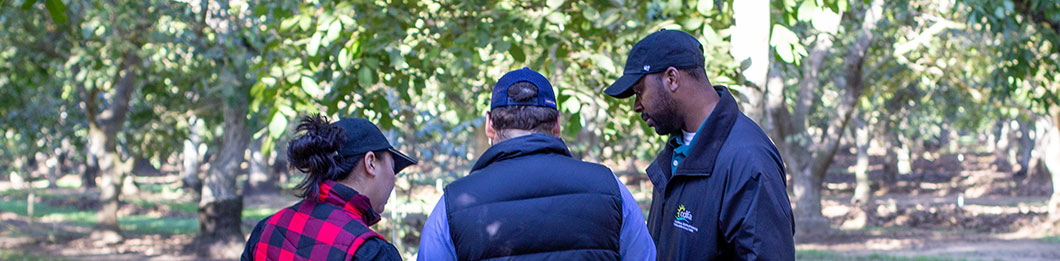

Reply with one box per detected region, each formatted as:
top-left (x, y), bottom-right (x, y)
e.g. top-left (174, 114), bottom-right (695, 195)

top-left (547, 0), bottom-right (564, 11)
top-left (301, 76), bottom-right (323, 98)
top-left (590, 54), bottom-right (616, 74)
top-left (268, 112), bottom-right (288, 139)
top-left (697, 0), bottom-right (713, 14)
top-left (307, 32), bottom-right (322, 55)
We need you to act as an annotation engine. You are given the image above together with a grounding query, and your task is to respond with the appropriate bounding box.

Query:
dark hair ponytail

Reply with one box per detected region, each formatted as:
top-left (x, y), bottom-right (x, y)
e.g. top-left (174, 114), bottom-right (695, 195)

top-left (287, 114), bottom-right (358, 198)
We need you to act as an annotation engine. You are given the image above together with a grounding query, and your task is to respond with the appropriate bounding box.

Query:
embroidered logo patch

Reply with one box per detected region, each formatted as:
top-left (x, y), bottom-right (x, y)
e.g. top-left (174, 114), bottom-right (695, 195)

top-left (673, 204), bottom-right (699, 233)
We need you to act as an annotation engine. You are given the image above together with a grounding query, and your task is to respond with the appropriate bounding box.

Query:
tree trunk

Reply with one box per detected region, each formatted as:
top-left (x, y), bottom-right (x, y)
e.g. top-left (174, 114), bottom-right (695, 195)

top-left (777, 31), bottom-right (833, 238)
top-left (89, 51), bottom-right (141, 243)
top-left (41, 152), bottom-right (59, 189)
top-left (197, 69), bottom-right (249, 258)
top-left (1016, 117), bottom-right (1035, 178)
top-left (880, 133), bottom-right (900, 193)
top-left (244, 136), bottom-right (276, 195)
top-left (82, 156), bottom-right (99, 189)
top-left (183, 117), bottom-right (204, 202)
top-left (845, 116), bottom-right (875, 229)
top-left (75, 63), bottom-right (100, 190)
top-left (1045, 111), bottom-right (1060, 222)
top-left (786, 0), bottom-right (884, 240)
top-left (896, 134), bottom-right (913, 175)
top-left (271, 137), bottom-right (290, 188)
top-left (730, 0), bottom-right (771, 122)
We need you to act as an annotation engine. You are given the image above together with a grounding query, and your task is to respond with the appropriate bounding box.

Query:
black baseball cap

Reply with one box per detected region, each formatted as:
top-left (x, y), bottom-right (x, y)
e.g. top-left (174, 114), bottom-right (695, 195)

top-left (332, 118), bottom-right (417, 173)
top-left (605, 29), bottom-right (705, 99)
top-left (490, 67), bottom-right (558, 109)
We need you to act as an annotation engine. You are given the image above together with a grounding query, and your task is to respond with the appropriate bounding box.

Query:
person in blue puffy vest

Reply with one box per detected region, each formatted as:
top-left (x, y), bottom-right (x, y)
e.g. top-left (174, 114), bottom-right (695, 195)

top-left (604, 29), bottom-right (796, 260)
top-left (418, 67), bottom-right (655, 260)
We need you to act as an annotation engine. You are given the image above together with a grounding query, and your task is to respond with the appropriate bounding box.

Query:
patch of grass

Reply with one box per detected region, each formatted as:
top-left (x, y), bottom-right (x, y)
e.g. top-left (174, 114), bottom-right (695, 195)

top-left (243, 207), bottom-right (281, 222)
top-left (797, 250), bottom-right (842, 260)
top-left (796, 250), bottom-right (966, 261)
top-left (0, 249), bottom-right (67, 261)
top-left (1042, 235), bottom-right (1060, 243)
top-left (120, 215), bottom-right (197, 235)
top-left (128, 199), bottom-right (197, 214)
top-left (55, 175), bottom-right (82, 189)
top-left (0, 189), bottom-right (72, 199)
top-left (0, 198), bottom-right (200, 235)
top-left (0, 197), bottom-right (89, 219)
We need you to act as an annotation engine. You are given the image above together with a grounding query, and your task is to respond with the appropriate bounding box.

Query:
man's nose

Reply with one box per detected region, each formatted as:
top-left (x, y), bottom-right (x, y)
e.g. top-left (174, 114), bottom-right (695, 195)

top-left (633, 96), bottom-right (643, 112)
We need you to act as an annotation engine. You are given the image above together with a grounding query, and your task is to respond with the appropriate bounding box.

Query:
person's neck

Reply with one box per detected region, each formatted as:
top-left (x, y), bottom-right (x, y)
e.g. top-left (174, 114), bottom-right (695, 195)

top-left (492, 129), bottom-right (536, 144)
top-left (681, 86), bottom-right (719, 133)
top-left (338, 177), bottom-right (370, 200)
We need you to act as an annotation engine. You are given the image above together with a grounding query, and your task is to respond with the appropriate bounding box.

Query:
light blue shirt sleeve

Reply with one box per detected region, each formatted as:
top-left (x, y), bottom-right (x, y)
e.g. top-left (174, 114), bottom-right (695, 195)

top-left (417, 196), bottom-right (457, 261)
top-left (615, 175), bottom-right (657, 260)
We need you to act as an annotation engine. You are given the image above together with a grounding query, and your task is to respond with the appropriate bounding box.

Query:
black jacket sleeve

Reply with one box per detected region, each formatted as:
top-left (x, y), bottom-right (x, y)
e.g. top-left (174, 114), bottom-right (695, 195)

top-left (353, 237), bottom-right (403, 261)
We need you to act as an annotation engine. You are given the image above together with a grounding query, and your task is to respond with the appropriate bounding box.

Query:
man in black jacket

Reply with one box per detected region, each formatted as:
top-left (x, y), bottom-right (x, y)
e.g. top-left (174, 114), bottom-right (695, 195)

top-left (604, 29), bottom-right (796, 260)
top-left (418, 67), bottom-right (655, 260)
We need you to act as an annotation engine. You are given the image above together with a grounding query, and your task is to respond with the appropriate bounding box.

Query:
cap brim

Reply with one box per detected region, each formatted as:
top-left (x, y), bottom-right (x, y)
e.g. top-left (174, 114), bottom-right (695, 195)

top-left (388, 147), bottom-right (417, 174)
top-left (604, 72), bottom-right (644, 99)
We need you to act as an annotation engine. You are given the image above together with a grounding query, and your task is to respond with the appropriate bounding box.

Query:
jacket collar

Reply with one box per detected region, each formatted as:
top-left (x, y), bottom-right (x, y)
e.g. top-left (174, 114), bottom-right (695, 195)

top-left (471, 133), bottom-right (572, 172)
top-left (648, 86), bottom-right (739, 185)
top-left (317, 180), bottom-right (381, 226)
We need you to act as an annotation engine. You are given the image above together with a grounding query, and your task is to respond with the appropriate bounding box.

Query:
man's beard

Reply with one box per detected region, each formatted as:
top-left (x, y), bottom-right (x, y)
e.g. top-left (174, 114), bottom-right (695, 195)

top-left (643, 87), bottom-right (681, 136)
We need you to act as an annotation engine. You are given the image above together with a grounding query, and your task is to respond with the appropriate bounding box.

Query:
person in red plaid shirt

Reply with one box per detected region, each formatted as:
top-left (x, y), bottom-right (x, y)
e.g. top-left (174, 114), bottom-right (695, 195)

top-left (242, 115), bottom-right (417, 261)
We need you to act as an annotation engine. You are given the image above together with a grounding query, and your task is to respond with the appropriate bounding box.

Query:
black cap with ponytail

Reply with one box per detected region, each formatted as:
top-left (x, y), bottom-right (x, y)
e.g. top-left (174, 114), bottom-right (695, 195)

top-left (287, 115), bottom-right (360, 199)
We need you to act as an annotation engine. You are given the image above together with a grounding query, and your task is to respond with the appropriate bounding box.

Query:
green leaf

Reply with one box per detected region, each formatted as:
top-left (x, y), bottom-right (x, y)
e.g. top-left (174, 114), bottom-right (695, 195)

top-left (21, 0), bottom-right (37, 10)
top-left (298, 15), bottom-right (312, 31)
top-left (546, 13), bottom-right (568, 25)
top-left (797, 1), bottom-right (816, 22)
top-left (262, 136), bottom-right (275, 157)
top-left (301, 76), bottom-right (323, 98)
top-left (547, 0), bottom-right (564, 11)
top-left (44, 0), bottom-right (67, 24)
top-left (697, 0), bottom-right (713, 14)
top-left (307, 32), bottom-right (322, 55)
top-left (358, 67), bottom-right (373, 87)
top-left (280, 17), bottom-right (299, 31)
top-left (770, 24), bottom-right (801, 64)
top-left (811, 7), bottom-right (841, 34)
top-left (509, 43), bottom-right (526, 62)
top-left (268, 112), bottom-right (288, 139)
top-left (590, 54), bottom-right (616, 74)
top-left (338, 48), bottom-right (351, 70)
top-left (775, 41), bottom-right (795, 64)
top-left (325, 20), bottom-right (342, 45)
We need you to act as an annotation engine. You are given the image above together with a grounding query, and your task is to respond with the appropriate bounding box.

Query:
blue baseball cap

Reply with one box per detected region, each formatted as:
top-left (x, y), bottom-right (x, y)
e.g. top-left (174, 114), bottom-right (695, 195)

top-left (490, 67), bottom-right (558, 109)
top-left (605, 29), bottom-right (705, 99)
top-left (332, 118), bottom-right (417, 173)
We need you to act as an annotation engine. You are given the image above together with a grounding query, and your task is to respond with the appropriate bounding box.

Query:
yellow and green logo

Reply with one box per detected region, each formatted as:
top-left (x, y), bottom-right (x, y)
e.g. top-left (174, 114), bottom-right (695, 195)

top-left (675, 204), bottom-right (693, 222)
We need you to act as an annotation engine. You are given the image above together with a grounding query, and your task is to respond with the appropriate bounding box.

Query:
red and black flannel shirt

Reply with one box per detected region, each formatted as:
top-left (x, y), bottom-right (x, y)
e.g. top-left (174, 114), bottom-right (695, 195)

top-left (242, 180), bottom-right (400, 261)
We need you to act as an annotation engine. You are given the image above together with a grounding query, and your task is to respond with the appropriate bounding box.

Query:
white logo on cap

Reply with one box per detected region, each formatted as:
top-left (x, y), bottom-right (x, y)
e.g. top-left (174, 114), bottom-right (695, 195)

top-left (643, 65), bottom-right (651, 71)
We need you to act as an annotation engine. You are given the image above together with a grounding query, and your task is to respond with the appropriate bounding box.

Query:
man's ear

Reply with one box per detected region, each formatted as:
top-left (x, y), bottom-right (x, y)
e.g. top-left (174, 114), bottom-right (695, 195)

top-left (485, 112), bottom-right (497, 142)
top-left (363, 151), bottom-right (378, 178)
top-left (664, 66), bottom-right (680, 93)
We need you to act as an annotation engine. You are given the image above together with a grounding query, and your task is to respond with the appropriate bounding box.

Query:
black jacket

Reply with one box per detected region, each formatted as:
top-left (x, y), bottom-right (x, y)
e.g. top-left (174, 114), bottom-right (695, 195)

top-left (646, 86), bottom-right (795, 260)
top-left (444, 133), bottom-right (623, 260)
